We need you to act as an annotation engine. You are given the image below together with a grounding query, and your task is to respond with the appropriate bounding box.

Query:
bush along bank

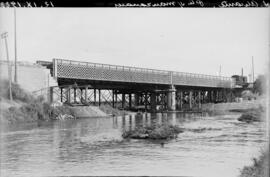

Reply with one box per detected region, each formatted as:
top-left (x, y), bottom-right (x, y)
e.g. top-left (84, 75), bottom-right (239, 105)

top-left (237, 106), bottom-right (264, 123)
top-left (239, 148), bottom-right (269, 177)
top-left (122, 124), bottom-right (184, 140)
top-left (0, 80), bottom-right (75, 124)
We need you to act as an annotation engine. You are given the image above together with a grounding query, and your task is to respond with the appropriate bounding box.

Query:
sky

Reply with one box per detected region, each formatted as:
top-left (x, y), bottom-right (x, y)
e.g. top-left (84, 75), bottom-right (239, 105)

top-left (0, 8), bottom-right (269, 80)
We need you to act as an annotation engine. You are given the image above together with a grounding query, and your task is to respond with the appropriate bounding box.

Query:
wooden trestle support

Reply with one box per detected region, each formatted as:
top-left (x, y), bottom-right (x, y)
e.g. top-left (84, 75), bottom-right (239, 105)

top-left (49, 84), bottom-right (233, 112)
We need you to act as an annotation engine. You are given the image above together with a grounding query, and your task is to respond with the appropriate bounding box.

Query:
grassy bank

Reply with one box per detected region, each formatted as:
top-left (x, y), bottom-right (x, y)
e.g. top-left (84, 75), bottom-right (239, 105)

top-left (0, 80), bottom-right (75, 124)
top-left (239, 149), bottom-right (269, 177)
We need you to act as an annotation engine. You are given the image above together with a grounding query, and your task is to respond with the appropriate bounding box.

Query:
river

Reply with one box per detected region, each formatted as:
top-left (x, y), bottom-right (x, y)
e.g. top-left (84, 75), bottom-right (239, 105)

top-left (0, 112), bottom-right (267, 177)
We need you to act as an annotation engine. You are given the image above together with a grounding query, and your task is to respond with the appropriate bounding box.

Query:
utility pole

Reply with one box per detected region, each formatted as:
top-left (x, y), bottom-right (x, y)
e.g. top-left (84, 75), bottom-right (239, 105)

top-left (14, 8), bottom-right (18, 83)
top-left (252, 56), bottom-right (255, 83)
top-left (1, 32), bottom-right (13, 101)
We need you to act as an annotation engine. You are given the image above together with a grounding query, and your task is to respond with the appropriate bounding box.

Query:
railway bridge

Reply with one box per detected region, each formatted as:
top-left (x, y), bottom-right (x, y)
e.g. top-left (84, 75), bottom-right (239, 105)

top-left (41, 59), bottom-right (235, 111)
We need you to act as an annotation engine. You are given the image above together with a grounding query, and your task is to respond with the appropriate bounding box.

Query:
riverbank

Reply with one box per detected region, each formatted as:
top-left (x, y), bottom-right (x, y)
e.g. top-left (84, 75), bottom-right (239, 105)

top-left (202, 98), bottom-right (265, 115)
top-left (202, 98), bottom-right (268, 176)
top-left (239, 148), bottom-right (269, 177)
top-left (0, 80), bottom-right (131, 125)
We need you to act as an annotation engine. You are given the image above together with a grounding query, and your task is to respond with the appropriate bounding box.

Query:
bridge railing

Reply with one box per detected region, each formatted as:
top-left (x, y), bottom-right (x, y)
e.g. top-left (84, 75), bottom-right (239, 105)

top-left (172, 71), bottom-right (233, 88)
top-left (54, 59), bottom-right (234, 88)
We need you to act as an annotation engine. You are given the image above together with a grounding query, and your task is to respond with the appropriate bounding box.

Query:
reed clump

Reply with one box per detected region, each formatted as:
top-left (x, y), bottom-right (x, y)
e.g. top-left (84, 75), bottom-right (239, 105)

top-left (122, 124), bottom-right (184, 140)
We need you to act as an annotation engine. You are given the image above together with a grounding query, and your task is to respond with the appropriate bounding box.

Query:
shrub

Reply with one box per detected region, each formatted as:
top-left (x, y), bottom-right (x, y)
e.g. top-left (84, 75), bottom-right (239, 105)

top-left (0, 80), bottom-right (34, 102)
top-left (122, 124), bottom-right (184, 140)
top-left (239, 149), bottom-right (269, 177)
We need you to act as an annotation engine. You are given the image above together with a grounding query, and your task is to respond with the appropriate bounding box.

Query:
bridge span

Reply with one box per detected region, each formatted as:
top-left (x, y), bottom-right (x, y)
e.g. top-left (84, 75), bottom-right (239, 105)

top-left (42, 59), bottom-right (235, 111)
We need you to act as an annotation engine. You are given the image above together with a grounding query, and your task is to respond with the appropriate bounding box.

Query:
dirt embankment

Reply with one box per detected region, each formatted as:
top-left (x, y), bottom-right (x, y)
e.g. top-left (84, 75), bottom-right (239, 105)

top-left (0, 80), bottom-right (110, 125)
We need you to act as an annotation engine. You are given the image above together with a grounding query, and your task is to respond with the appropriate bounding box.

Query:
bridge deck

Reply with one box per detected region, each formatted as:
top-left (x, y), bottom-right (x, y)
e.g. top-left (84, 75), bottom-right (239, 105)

top-left (53, 59), bottom-right (234, 88)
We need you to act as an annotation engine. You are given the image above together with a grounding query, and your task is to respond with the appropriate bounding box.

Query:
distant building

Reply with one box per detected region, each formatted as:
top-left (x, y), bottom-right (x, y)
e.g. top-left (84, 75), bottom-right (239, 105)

top-left (231, 75), bottom-right (248, 88)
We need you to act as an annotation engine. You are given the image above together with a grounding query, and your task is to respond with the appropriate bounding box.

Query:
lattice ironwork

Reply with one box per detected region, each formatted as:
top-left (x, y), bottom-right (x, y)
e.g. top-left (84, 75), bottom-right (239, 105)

top-left (54, 59), bottom-right (234, 88)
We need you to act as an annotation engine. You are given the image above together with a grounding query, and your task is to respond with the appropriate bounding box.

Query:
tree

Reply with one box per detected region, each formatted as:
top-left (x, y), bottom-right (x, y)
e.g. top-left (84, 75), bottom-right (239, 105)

top-left (253, 75), bottom-right (266, 95)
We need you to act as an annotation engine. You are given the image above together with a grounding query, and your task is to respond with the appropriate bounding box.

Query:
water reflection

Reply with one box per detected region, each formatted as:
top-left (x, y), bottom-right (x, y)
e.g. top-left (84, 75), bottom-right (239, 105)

top-left (113, 112), bottom-right (205, 131)
top-left (0, 112), bottom-right (267, 177)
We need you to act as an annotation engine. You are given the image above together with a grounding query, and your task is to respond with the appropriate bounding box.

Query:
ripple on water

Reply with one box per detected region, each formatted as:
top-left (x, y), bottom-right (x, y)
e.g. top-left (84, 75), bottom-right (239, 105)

top-left (0, 113), bottom-right (267, 177)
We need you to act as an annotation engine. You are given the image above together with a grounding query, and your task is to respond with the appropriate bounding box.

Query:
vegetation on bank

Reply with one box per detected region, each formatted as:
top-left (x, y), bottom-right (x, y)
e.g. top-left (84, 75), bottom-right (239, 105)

top-left (122, 124), bottom-right (184, 140)
top-left (239, 149), bottom-right (269, 177)
top-left (0, 80), bottom-right (75, 124)
top-left (237, 108), bottom-right (264, 123)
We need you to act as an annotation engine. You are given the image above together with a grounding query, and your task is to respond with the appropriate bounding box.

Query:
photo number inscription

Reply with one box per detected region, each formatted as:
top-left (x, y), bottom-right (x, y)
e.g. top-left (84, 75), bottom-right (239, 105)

top-left (0, 1), bottom-right (54, 7)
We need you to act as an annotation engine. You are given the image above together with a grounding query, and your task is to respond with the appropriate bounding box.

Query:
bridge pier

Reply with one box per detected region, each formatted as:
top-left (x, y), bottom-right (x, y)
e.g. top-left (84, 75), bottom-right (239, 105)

top-left (67, 86), bottom-right (71, 104)
top-left (85, 86), bottom-right (88, 104)
top-left (98, 89), bottom-right (101, 106)
top-left (122, 93), bottom-right (125, 109)
top-left (112, 90), bottom-right (115, 108)
top-left (167, 85), bottom-right (176, 111)
top-left (93, 89), bottom-right (96, 106)
top-left (129, 93), bottom-right (132, 109)
top-left (73, 88), bottom-right (76, 103)
top-left (144, 92), bottom-right (148, 110)
top-left (198, 90), bottom-right (202, 109)
top-left (60, 88), bottom-right (63, 102)
top-left (134, 93), bottom-right (139, 107)
top-left (179, 91), bottom-right (183, 110)
top-left (189, 90), bottom-right (193, 109)
top-left (150, 92), bottom-right (157, 111)
top-left (115, 91), bottom-right (118, 108)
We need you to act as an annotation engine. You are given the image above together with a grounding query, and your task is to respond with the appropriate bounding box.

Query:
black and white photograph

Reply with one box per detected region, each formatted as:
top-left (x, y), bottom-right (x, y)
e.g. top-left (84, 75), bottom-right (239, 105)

top-left (0, 2), bottom-right (269, 177)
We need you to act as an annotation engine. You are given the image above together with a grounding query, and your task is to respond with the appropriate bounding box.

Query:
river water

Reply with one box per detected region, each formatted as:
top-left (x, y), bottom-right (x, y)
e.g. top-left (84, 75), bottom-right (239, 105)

top-left (0, 112), bottom-right (267, 177)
